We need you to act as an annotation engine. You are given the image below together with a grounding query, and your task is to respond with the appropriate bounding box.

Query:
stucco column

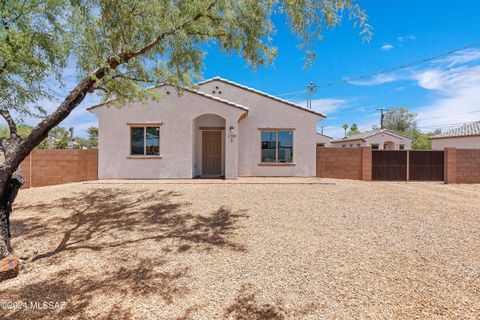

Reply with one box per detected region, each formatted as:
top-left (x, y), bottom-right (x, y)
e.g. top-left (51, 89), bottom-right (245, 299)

top-left (224, 119), bottom-right (239, 179)
top-left (361, 146), bottom-right (372, 181)
top-left (444, 148), bottom-right (457, 184)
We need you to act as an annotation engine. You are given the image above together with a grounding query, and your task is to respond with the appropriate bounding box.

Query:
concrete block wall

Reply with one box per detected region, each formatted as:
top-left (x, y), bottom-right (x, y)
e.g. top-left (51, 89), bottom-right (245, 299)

top-left (445, 148), bottom-right (480, 184)
top-left (316, 146), bottom-right (372, 181)
top-left (19, 149), bottom-right (98, 188)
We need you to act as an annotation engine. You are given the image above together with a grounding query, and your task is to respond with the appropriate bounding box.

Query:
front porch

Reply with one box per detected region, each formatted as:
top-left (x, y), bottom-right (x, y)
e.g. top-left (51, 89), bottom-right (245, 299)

top-left (192, 113), bottom-right (238, 179)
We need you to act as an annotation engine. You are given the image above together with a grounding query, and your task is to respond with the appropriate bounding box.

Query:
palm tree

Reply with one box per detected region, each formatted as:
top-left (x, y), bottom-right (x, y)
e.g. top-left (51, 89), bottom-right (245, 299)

top-left (342, 124), bottom-right (349, 138)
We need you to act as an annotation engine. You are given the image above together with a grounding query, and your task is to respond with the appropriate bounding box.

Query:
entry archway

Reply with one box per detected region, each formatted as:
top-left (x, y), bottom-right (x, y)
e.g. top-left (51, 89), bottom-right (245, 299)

top-left (192, 114), bottom-right (226, 177)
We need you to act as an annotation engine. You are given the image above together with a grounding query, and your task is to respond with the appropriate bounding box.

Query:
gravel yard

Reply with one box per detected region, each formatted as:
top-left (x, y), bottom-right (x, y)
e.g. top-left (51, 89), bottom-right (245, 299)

top-left (1, 179), bottom-right (479, 319)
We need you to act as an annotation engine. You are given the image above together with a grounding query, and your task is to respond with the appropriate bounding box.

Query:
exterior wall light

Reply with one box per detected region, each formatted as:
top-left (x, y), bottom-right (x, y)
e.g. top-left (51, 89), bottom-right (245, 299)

top-left (228, 125), bottom-right (236, 142)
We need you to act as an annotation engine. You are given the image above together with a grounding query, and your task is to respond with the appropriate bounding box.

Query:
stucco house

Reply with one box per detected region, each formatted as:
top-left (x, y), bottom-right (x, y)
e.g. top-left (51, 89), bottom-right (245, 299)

top-left (88, 77), bottom-right (330, 179)
top-left (329, 129), bottom-right (413, 150)
top-left (430, 121), bottom-right (480, 149)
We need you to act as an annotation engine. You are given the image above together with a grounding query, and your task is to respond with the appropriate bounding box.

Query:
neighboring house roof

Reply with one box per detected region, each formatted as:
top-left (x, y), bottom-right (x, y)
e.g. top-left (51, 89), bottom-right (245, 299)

top-left (316, 132), bottom-right (333, 139)
top-left (197, 76), bottom-right (327, 118)
top-left (330, 129), bottom-right (414, 143)
top-left (430, 121), bottom-right (480, 139)
top-left (87, 84), bottom-right (249, 113)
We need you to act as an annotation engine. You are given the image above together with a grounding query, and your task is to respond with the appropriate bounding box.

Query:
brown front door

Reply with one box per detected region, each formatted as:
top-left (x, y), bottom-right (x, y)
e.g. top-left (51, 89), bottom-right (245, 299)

top-left (202, 131), bottom-right (222, 176)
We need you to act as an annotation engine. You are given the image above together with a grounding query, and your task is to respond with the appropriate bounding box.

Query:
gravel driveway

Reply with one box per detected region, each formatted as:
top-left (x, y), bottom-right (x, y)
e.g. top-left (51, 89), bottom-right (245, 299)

top-left (1, 179), bottom-right (479, 319)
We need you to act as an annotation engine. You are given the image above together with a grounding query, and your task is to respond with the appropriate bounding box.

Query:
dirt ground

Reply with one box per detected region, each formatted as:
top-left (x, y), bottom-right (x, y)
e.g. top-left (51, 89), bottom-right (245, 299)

top-left (1, 179), bottom-right (479, 319)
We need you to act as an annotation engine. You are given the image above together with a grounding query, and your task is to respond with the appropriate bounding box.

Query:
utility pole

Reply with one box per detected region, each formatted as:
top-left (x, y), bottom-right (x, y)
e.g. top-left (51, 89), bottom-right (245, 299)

top-left (376, 108), bottom-right (388, 129)
top-left (306, 82), bottom-right (318, 109)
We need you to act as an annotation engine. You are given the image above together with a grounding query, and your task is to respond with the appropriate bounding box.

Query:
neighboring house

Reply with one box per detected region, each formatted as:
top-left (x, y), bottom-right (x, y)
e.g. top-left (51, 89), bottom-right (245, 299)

top-left (330, 129), bottom-right (413, 150)
top-left (315, 132), bottom-right (332, 146)
top-left (430, 121), bottom-right (480, 149)
top-left (88, 77), bottom-right (328, 179)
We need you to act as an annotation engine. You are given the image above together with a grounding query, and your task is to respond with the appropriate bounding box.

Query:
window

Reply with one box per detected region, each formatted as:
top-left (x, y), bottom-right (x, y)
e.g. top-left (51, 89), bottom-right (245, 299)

top-left (130, 126), bottom-right (160, 156)
top-left (371, 144), bottom-right (379, 150)
top-left (261, 130), bottom-right (293, 163)
top-left (399, 144), bottom-right (405, 150)
top-left (349, 144), bottom-right (353, 148)
top-left (357, 144), bottom-right (361, 148)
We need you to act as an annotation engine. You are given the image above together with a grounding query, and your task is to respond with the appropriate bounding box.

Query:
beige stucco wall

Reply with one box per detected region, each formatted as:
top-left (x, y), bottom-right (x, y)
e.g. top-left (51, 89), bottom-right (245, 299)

top-left (431, 136), bottom-right (480, 150)
top-left (365, 133), bottom-right (412, 150)
top-left (331, 132), bottom-right (412, 150)
top-left (315, 133), bottom-right (332, 146)
top-left (91, 86), bottom-right (245, 179)
top-left (331, 139), bottom-right (365, 148)
top-left (199, 80), bottom-right (325, 176)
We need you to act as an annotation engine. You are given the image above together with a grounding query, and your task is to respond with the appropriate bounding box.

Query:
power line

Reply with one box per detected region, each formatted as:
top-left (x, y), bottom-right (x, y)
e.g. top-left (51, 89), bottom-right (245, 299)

top-left (276, 89), bottom-right (308, 97)
top-left (302, 41), bottom-right (480, 107)
top-left (417, 120), bottom-right (479, 130)
top-left (417, 109), bottom-right (480, 121)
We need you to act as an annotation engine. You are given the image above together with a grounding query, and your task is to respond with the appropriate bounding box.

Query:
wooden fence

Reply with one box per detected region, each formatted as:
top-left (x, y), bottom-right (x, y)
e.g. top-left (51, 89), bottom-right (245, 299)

top-left (19, 149), bottom-right (98, 188)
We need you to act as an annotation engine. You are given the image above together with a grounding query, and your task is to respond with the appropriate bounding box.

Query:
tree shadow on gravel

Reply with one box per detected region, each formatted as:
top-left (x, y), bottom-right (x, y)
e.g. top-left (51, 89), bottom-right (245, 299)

top-left (11, 187), bottom-right (248, 262)
top-left (223, 284), bottom-right (287, 320)
top-left (1, 258), bottom-right (189, 319)
top-left (223, 284), bottom-right (320, 320)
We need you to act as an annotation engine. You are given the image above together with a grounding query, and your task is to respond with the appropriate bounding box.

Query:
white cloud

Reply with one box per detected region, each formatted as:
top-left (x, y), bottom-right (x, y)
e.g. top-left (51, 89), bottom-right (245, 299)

top-left (435, 49), bottom-right (480, 67)
top-left (310, 98), bottom-right (348, 114)
top-left (341, 48), bottom-right (480, 133)
top-left (397, 35), bottom-right (416, 43)
top-left (348, 74), bottom-right (398, 86)
top-left (412, 51), bottom-right (480, 130)
top-left (416, 85), bottom-right (480, 130)
top-left (381, 44), bottom-right (394, 51)
top-left (414, 69), bottom-right (445, 90)
top-left (19, 90), bottom-right (101, 138)
top-left (295, 98), bottom-right (349, 115)
top-left (319, 125), bottom-right (346, 138)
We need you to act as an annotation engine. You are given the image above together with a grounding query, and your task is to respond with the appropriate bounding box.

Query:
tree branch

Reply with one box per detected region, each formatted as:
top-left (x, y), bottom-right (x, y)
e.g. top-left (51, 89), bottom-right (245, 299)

top-left (7, 1), bottom-right (219, 173)
top-left (0, 109), bottom-right (17, 137)
top-left (111, 1), bottom-right (218, 67)
top-left (110, 74), bottom-right (156, 83)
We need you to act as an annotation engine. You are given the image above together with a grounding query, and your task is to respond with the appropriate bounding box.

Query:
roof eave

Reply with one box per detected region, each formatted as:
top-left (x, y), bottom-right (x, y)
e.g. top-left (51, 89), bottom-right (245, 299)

top-left (86, 84), bottom-right (249, 113)
top-left (198, 77), bottom-right (327, 118)
top-left (430, 134), bottom-right (480, 139)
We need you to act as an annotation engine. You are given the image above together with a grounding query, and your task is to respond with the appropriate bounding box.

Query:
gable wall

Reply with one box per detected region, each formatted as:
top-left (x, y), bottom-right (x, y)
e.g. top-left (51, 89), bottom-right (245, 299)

top-left (365, 133), bottom-right (412, 150)
top-left (199, 80), bottom-right (325, 176)
top-left (331, 139), bottom-right (365, 147)
top-left (432, 136), bottom-right (480, 149)
top-left (91, 87), bottom-right (245, 179)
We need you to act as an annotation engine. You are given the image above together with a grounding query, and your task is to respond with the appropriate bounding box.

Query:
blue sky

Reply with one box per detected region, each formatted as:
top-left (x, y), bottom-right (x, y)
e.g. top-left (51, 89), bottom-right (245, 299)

top-left (26, 0), bottom-right (480, 138)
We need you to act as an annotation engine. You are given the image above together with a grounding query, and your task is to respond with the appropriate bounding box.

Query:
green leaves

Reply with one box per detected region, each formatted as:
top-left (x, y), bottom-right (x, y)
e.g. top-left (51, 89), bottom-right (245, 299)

top-left (0, 0), bottom-right (71, 117)
top-left (382, 107), bottom-right (418, 134)
top-left (1, 0), bottom-right (370, 120)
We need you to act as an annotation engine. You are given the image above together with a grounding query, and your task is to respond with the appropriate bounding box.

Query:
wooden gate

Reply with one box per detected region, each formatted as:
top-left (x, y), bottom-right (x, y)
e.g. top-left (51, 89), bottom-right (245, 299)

top-left (372, 150), bottom-right (445, 181)
top-left (409, 151), bottom-right (444, 181)
top-left (372, 150), bottom-right (407, 181)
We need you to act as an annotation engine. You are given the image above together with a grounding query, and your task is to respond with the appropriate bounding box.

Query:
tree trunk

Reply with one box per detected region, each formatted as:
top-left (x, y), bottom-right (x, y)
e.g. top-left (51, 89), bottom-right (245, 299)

top-left (0, 12), bottom-right (206, 259)
top-left (0, 172), bottom-right (24, 259)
